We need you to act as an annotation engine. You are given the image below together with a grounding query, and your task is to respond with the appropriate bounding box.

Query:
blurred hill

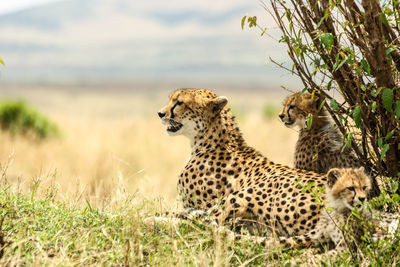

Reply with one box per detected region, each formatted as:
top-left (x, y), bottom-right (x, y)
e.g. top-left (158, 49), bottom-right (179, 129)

top-left (0, 0), bottom-right (301, 90)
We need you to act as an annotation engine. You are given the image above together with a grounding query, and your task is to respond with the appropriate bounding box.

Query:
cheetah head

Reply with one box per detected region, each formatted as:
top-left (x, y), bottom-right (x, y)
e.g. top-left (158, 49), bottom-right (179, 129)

top-left (326, 167), bottom-right (371, 212)
top-left (279, 91), bottom-right (322, 129)
top-left (158, 89), bottom-right (228, 139)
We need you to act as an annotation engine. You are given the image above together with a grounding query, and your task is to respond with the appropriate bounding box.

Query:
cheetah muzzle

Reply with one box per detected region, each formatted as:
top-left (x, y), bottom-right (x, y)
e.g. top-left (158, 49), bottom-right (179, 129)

top-left (167, 119), bottom-right (183, 133)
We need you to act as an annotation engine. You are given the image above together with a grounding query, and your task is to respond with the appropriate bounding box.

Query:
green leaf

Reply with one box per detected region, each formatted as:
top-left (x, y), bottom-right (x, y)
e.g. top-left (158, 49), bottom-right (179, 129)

top-left (300, 88), bottom-right (308, 96)
top-left (320, 33), bottom-right (334, 52)
top-left (380, 144), bottom-right (390, 160)
top-left (286, 9), bottom-right (292, 21)
top-left (338, 115), bottom-right (344, 126)
top-left (261, 27), bottom-right (267, 36)
top-left (333, 57), bottom-right (346, 72)
top-left (360, 59), bottom-right (371, 75)
top-left (393, 193), bottom-right (400, 202)
top-left (385, 129), bottom-right (395, 141)
top-left (248, 16), bottom-right (257, 28)
top-left (382, 89), bottom-right (394, 112)
top-left (352, 105), bottom-right (362, 128)
top-left (361, 85), bottom-right (366, 92)
top-left (372, 101), bottom-right (377, 113)
top-left (319, 99), bottom-right (326, 111)
top-left (343, 47), bottom-right (354, 55)
top-left (0, 57), bottom-right (4, 66)
top-left (380, 13), bottom-right (388, 26)
top-left (341, 133), bottom-right (352, 153)
top-left (394, 100), bottom-right (400, 119)
top-left (392, 181), bottom-right (399, 194)
top-left (332, 53), bottom-right (346, 72)
top-left (326, 80), bottom-right (333, 90)
top-left (306, 113), bottom-right (313, 130)
top-left (346, 133), bottom-right (352, 148)
top-left (316, 13), bottom-right (327, 29)
top-left (241, 16), bottom-right (247, 30)
top-left (293, 45), bottom-right (301, 57)
top-left (330, 99), bottom-right (339, 110)
top-left (378, 137), bottom-right (383, 148)
top-left (386, 46), bottom-right (397, 55)
top-left (280, 35), bottom-right (289, 43)
top-left (346, 54), bottom-right (354, 64)
top-left (310, 90), bottom-right (316, 103)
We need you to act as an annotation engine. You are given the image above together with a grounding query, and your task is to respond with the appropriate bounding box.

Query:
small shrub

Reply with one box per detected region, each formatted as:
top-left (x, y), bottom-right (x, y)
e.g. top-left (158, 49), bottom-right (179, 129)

top-left (0, 100), bottom-right (60, 139)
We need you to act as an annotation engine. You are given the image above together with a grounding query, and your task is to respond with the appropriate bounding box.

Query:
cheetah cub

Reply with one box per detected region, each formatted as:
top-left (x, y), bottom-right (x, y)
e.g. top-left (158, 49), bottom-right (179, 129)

top-left (264, 167), bottom-right (399, 252)
top-left (279, 91), bottom-right (380, 197)
top-left (279, 91), bottom-right (358, 173)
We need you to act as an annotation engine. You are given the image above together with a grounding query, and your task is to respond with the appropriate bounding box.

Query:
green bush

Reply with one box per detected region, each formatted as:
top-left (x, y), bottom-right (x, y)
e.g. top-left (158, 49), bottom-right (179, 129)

top-left (0, 100), bottom-right (60, 139)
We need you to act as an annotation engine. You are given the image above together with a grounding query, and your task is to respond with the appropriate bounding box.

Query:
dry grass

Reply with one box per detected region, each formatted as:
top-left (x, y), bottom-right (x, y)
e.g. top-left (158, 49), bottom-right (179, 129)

top-left (0, 86), bottom-right (297, 209)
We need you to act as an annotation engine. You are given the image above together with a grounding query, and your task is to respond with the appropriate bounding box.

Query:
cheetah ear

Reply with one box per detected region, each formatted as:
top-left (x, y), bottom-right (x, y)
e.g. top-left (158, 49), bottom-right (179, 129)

top-left (357, 166), bottom-right (365, 174)
top-left (327, 168), bottom-right (341, 188)
top-left (209, 96), bottom-right (228, 114)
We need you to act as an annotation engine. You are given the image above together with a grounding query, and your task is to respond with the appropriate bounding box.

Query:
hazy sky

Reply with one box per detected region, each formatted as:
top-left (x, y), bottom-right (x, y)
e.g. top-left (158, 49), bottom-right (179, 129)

top-left (0, 0), bottom-right (302, 89)
top-left (0, 0), bottom-right (61, 15)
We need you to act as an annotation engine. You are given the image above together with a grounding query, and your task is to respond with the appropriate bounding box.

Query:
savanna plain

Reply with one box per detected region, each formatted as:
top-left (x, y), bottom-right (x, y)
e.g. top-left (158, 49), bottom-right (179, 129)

top-left (0, 86), bottom-right (398, 266)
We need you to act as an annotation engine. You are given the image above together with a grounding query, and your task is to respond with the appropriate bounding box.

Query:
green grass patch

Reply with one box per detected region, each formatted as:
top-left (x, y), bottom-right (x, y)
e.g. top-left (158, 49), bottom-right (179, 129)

top-left (0, 187), bottom-right (399, 266)
top-left (0, 188), bottom-right (271, 265)
top-left (0, 100), bottom-right (60, 139)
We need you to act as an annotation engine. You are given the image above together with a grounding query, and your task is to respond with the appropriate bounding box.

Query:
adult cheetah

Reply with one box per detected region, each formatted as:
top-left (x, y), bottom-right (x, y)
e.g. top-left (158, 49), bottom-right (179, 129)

top-left (157, 89), bottom-right (327, 236)
top-left (279, 91), bottom-right (380, 197)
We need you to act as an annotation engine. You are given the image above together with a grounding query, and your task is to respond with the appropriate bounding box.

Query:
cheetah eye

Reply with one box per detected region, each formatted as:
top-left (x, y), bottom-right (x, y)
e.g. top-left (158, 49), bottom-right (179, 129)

top-left (347, 186), bottom-right (355, 192)
top-left (288, 105), bottom-right (295, 110)
top-left (362, 186), bottom-right (368, 191)
top-left (176, 101), bottom-right (183, 105)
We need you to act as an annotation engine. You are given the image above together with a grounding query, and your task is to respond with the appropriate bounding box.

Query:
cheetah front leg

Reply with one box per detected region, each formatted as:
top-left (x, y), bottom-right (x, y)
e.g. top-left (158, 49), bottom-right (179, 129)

top-left (218, 231), bottom-right (322, 251)
top-left (260, 222), bottom-right (332, 250)
top-left (143, 208), bottom-right (212, 226)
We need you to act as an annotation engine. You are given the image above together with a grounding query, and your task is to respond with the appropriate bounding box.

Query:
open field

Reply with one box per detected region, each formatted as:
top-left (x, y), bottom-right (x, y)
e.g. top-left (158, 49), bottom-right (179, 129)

top-left (1, 86), bottom-right (399, 266)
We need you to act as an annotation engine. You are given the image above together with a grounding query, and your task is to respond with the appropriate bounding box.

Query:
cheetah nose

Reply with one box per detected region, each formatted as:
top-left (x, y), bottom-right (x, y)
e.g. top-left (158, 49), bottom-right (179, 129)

top-left (278, 114), bottom-right (284, 120)
top-left (158, 112), bottom-right (166, 118)
top-left (358, 197), bottom-right (366, 202)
